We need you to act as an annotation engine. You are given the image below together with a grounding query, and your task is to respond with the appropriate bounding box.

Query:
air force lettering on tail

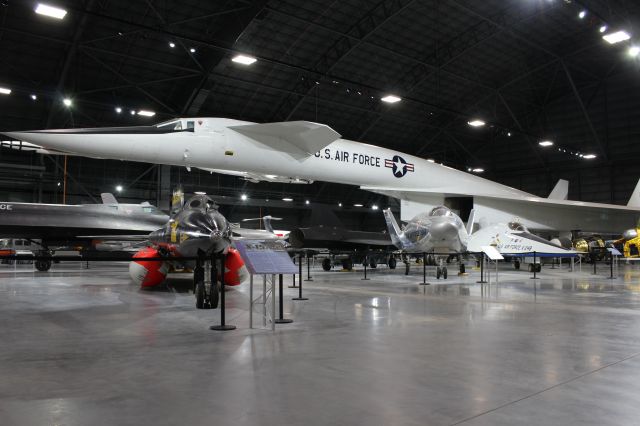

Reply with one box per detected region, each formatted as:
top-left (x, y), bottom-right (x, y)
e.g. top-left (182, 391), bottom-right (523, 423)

top-left (314, 148), bottom-right (414, 178)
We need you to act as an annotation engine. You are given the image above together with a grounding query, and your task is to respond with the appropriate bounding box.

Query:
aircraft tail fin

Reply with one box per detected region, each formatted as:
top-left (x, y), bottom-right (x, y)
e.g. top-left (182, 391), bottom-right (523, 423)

top-left (242, 216), bottom-right (282, 234)
top-left (100, 193), bottom-right (118, 205)
top-left (171, 187), bottom-right (184, 216)
top-left (466, 209), bottom-right (475, 236)
top-left (310, 206), bottom-right (343, 228)
top-left (383, 208), bottom-right (412, 249)
top-left (548, 179), bottom-right (569, 200)
top-left (627, 179), bottom-right (640, 208)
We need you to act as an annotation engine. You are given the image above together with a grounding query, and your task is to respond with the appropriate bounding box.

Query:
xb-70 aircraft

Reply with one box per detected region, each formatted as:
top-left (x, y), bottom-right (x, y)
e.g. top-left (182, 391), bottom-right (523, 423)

top-left (4, 118), bottom-right (640, 234)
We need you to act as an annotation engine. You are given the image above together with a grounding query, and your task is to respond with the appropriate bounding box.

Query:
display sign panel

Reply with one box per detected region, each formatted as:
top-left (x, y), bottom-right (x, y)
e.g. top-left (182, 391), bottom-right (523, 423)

top-left (234, 239), bottom-right (297, 274)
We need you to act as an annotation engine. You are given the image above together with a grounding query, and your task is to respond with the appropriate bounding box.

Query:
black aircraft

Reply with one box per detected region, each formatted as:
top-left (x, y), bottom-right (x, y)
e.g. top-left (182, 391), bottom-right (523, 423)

top-left (0, 193), bottom-right (168, 271)
top-left (286, 206), bottom-right (396, 270)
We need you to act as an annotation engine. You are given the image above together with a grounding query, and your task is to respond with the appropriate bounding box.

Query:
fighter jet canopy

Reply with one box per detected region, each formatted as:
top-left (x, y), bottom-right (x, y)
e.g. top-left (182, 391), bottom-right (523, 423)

top-left (183, 194), bottom-right (219, 213)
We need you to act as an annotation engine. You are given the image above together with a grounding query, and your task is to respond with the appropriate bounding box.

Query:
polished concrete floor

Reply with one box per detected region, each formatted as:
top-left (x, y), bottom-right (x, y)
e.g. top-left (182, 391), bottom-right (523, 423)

top-left (1, 260), bottom-right (640, 425)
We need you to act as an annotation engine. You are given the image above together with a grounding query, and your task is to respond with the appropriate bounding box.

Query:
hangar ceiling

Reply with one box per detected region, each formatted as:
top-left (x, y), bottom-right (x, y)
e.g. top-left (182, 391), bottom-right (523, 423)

top-left (1, 0), bottom-right (640, 209)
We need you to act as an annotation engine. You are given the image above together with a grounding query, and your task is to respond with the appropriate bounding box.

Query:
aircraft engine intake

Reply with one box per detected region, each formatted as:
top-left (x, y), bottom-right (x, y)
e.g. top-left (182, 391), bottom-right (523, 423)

top-left (288, 229), bottom-right (306, 248)
top-left (129, 247), bottom-right (168, 288)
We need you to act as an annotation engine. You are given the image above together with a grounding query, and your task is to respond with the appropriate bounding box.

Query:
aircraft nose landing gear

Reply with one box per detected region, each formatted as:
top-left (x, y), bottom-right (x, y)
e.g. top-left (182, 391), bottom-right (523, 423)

top-left (194, 254), bottom-right (219, 309)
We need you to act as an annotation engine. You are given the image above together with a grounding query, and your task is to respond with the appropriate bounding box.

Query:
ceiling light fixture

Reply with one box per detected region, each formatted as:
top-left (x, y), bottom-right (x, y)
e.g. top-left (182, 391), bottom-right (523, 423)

top-left (354, 204), bottom-right (363, 207)
top-left (190, 48), bottom-right (196, 53)
top-left (241, 194), bottom-right (247, 201)
top-left (115, 107), bottom-right (122, 113)
top-left (539, 140), bottom-right (554, 147)
top-left (0, 87), bottom-right (11, 95)
top-left (338, 203), bottom-right (342, 207)
top-left (467, 119), bottom-right (485, 127)
top-left (583, 154), bottom-right (597, 159)
top-left (232, 54), bottom-right (257, 65)
top-left (629, 46), bottom-right (640, 57)
top-left (282, 197), bottom-right (293, 202)
top-left (62, 98), bottom-right (71, 106)
top-left (305, 200), bottom-right (310, 205)
top-left (169, 42), bottom-right (175, 48)
top-left (381, 95), bottom-right (401, 103)
top-left (137, 110), bottom-right (155, 117)
top-left (130, 110), bottom-right (136, 115)
top-left (578, 10), bottom-right (587, 19)
top-left (194, 191), bottom-right (206, 195)
top-left (35, 3), bottom-right (67, 19)
top-left (371, 205), bottom-right (379, 210)
top-left (472, 168), bottom-right (484, 173)
top-left (599, 25), bottom-right (608, 33)
top-left (603, 30), bottom-right (631, 44)
top-left (115, 185), bottom-right (123, 192)
top-left (30, 94), bottom-right (37, 100)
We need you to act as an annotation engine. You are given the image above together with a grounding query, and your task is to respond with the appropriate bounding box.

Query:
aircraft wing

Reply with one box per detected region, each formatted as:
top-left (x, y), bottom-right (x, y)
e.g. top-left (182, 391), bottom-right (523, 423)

top-left (362, 186), bottom-right (640, 233)
top-left (227, 121), bottom-right (341, 160)
top-left (198, 168), bottom-right (313, 184)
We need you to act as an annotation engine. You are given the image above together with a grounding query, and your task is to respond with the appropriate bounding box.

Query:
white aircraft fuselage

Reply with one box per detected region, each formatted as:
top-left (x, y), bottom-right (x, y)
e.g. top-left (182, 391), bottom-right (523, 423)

top-left (4, 117), bottom-right (640, 233)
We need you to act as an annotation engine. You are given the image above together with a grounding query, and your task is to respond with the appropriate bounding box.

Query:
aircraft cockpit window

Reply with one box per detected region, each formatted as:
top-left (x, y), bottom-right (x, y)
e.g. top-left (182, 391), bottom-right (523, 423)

top-left (508, 221), bottom-right (526, 231)
top-left (429, 206), bottom-right (451, 217)
top-left (156, 120), bottom-right (183, 131)
top-left (187, 121), bottom-right (195, 130)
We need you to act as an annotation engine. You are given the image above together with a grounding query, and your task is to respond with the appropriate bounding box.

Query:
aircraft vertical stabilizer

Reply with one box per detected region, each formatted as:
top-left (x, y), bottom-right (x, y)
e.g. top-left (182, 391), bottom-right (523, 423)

top-left (466, 209), bottom-right (475, 236)
top-left (627, 179), bottom-right (640, 208)
top-left (383, 208), bottom-right (413, 249)
top-left (548, 179), bottom-right (569, 200)
top-left (101, 193), bottom-right (118, 205)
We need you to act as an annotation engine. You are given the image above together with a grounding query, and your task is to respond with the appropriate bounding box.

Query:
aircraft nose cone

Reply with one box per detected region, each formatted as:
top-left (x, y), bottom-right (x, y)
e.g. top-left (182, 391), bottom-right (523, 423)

top-left (430, 219), bottom-right (458, 242)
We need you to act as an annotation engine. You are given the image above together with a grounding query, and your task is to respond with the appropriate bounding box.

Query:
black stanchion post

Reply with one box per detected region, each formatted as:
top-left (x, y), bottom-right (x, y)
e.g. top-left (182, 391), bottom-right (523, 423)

top-left (293, 253), bottom-right (309, 301)
top-left (362, 255), bottom-right (369, 281)
top-left (420, 252), bottom-right (428, 285)
top-left (275, 274), bottom-right (293, 324)
top-left (609, 251), bottom-right (614, 279)
top-left (531, 251), bottom-right (537, 279)
top-left (305, 252), bottom-right (313, 281)
top-left (210, 253), bottom-right (236, 331)
top-left (289, 255), bottom-right (298, 288)
top-left (477, 252), bottom-right (487, 283)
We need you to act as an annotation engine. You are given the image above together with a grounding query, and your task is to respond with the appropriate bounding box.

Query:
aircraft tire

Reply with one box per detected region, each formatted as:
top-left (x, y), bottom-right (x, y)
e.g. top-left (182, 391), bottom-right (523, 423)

top-left (514, 260), bottom-right (520, 270)
top-left (195, 281), bottom-right (206, 309)
top-left (342, 259), bottom-right (353, 271)
top-left (535, 264), bottom-right (542, 273)
top-left (388, 257), bottom-right (397, 269)
top-left (369, 259), bottom-right (377, 269)
top-left (322, 258), bottom-right (332, 271)
top-left (35, 259), bottom-right (51, 272)
top-left (209, 282), bottom-right (220, 309)
top-left (436, 266), bottom-right (441, 279)
top-left (443, 267), bottom-right (448, 279)
top-left (459, 263), bottom-right (465, 274)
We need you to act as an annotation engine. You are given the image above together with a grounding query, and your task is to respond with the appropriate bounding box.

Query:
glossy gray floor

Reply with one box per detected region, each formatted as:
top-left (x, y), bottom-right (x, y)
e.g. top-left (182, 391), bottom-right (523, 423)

top-left (1, 260), bottom-right (640, 425)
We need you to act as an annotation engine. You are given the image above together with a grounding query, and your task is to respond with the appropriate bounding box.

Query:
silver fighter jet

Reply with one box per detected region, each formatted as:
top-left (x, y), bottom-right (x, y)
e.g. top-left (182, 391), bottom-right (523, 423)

top-left (383, 206), bottom-right (472, 278)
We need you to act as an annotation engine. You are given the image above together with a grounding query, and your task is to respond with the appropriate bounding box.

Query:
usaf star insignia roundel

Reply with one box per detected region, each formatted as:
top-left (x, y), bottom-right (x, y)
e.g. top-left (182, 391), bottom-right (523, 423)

top-left (385, 155), bottom-right (415, 178)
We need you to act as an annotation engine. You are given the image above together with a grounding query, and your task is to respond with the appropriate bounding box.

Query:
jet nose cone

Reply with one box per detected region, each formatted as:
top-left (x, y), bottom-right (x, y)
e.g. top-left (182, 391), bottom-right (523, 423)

top-left (430, 219), bottom-right (459, 242)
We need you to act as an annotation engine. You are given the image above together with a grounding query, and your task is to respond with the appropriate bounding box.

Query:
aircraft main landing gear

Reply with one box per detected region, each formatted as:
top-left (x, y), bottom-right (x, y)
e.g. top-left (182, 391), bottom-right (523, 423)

top-left (322, 258), bottom-right (332, 271)
top-left (34, 251), bottom-right (52, 272)
top-left (194, 256), bottom-right (219, 309)
top-left (436, 266), bottom-right (448, 279)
